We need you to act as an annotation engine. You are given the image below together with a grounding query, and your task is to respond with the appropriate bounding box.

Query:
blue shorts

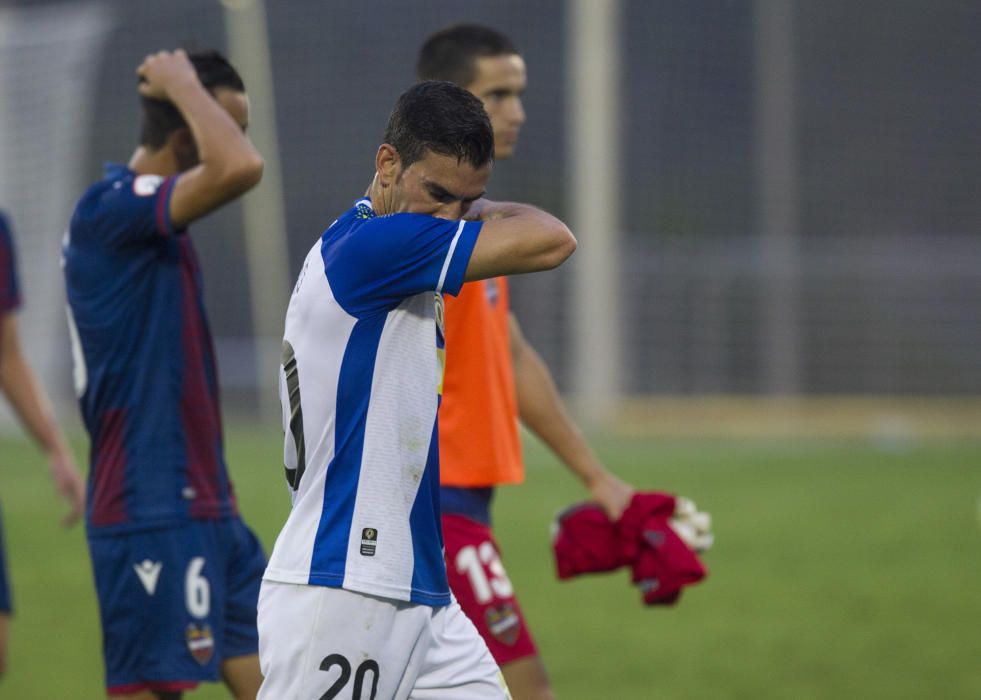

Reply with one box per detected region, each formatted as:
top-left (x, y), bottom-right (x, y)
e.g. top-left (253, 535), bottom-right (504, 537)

top-left (88, 517), bottom-right (266, 694)
top-left (0, 504), bottom-right (11, 614)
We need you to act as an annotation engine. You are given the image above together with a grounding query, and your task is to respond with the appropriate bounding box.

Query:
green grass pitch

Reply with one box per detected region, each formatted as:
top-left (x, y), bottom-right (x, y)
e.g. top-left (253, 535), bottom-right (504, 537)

top-left (1, 427), bottom-right (979, 698)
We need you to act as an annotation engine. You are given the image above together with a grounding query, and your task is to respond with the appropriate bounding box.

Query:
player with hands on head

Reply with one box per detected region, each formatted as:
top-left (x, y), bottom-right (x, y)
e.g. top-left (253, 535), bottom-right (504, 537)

top-left (133, 49), bottom-right (264, 227)
top-left (258, 80), bottom-right (575, 700)
top-left (63, 49), bottom-right (265, 700)
top-left (417, 24), bottom-right (633, 700)
top-left (0, 209), bottom-right (85, 678)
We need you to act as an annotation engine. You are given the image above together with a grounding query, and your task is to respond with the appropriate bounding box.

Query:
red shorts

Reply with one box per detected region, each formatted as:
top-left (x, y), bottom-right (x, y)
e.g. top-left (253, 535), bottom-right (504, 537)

top-left (441, 513), bottom-right (538, 666)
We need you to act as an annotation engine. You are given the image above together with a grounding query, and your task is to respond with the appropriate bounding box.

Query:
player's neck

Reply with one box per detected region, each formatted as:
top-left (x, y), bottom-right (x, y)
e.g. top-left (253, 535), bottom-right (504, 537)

top-left (128, 146), bottom-right (180, 177)
top-left (366, 174), bottom-right (392, 216)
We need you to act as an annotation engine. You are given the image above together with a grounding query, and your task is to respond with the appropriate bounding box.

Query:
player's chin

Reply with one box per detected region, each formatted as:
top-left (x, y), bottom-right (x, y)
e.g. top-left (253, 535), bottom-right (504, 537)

top-left (494, 143), bottom-right (517, 160)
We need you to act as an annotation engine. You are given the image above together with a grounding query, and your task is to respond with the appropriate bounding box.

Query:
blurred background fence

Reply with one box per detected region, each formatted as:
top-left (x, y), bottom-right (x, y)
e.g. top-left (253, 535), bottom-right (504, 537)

top-left (1, 0), bottom-right (979, 429)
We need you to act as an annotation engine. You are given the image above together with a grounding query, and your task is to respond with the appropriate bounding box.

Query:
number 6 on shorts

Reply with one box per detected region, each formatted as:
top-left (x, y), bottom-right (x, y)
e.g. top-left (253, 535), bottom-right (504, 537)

top-left (185, 556), bottom-right (210, 619)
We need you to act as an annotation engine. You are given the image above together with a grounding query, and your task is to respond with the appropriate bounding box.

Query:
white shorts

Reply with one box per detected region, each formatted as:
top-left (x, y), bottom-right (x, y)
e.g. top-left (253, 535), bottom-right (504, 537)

top-left (257, 580), bottom-right (510, 700)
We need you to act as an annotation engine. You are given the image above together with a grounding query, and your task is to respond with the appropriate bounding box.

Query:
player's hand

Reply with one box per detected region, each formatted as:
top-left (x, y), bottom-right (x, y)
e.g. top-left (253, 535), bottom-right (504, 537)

top-left (669, 497), bottom-right (713, 553)
top-left (48, 448), bottom-right (85, 527)
top-left (136, 49), bottom-right (199, 101)
top-left (588, 471), bottom-right (634, 520)
top-left (462, 198), bottom-right (489, 221)
top-left (462, 198), bottom-right (506, 222)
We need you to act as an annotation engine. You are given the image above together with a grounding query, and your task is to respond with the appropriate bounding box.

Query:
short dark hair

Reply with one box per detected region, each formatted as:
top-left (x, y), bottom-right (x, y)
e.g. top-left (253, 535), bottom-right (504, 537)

top-left (383, 81), bottom-right (494, 170)
top-left (417, 24), bottom-right (519, 87)
top-left (139, 49), bottom-right (245, 149)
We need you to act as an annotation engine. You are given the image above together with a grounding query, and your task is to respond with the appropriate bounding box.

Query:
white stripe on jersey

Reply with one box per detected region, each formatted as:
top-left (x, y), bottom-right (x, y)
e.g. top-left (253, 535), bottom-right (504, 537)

top-left (437, 220), bottom-right (467, 293)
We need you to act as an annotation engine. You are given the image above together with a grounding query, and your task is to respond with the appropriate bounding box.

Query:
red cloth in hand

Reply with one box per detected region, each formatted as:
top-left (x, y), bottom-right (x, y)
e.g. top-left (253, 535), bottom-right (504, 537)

top-left (552, 503), bottom-right (621, 579)
top-left (616, 492), bottom-right (677, 563)
top-left (630, 515), bottom-right (707, 605)
top-left (552, 492), bottom-right (708, 606)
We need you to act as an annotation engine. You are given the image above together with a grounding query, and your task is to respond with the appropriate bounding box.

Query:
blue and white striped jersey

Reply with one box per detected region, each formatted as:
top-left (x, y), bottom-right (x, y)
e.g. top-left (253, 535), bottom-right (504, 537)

top-left (264, 199), bottom-right (482, 606)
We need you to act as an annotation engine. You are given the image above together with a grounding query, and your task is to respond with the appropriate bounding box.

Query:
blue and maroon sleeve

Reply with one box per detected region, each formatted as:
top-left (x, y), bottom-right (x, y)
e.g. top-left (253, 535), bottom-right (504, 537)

top-left (324, 213), bottom-right (481, 317)
top-left (0, 212), bottom-right (22, 313)
top-left (92, 174), bottom-right (182, 248)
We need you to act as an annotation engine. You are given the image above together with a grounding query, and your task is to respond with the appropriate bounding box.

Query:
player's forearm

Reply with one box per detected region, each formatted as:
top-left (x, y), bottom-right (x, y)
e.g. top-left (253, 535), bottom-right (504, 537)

top-left (513, 336), bottom-right (606, 486)
top-left (473, 201), bottom-right (569, 238)
top-left (472, 200), bottom-right (545, 221)
top-left (169, 80), bottom-right (263, 189)
top-left (0, 350), bottom-right (69, 458)
top-left (464, 201), bottom-right (576, 280)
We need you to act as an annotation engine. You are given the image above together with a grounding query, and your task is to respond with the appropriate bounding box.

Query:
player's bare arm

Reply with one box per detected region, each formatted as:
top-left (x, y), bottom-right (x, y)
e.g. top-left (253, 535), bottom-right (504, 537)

top-left (508, 313), bottom-right (633, 520)
top-left (135, 49), bottom-right (263, 228)
top-left (464, 200), bottom-right (576, 281)
top-left (0, 314), bottom-right (85, 526)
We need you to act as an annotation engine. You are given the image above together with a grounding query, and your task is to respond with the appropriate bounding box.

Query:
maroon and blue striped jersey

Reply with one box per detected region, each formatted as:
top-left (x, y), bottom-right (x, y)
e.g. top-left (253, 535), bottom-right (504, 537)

top-left (64, 164), bottom-right (238, 532)
top-left (0, 211), bottom-right (21, 314)
top-left (0, 212), bottom-right (20, 613)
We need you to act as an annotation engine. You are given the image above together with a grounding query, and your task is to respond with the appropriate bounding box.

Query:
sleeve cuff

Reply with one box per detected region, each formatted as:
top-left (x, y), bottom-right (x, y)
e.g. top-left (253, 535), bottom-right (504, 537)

top-left (154, 175), bottom-right (181, 237)
top-left (439, 220), bottom-right (481, 297)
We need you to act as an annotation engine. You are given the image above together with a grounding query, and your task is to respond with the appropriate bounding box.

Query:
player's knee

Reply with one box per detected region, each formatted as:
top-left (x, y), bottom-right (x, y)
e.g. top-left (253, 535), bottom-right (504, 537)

top-left (227, 682), bottom-right (260, 700)
top-left (0, 616), bottom-right (8, 677)
top-left (526, 683), bottom-right (556, 700)
top-left (501, 657), bottom-right (555, 700)
top-left (221, 653), bottom-right (262, 700)
top-left (508, 684), bottom-right (555, 700)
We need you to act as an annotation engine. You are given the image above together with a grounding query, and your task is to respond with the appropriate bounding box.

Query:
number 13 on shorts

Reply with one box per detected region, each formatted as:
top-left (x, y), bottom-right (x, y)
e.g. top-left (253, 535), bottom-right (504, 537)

top-left (455, 541), bottom-right (514, 604)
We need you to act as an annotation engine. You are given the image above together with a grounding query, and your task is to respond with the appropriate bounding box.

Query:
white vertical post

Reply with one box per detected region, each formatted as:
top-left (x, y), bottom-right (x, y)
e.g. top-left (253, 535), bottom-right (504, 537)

top-left (567, 0), bottom-right (623, 426)
top-left (221, 0), bottom-right (291, 420)
top-left (755, 0), bottom-right (801, 394)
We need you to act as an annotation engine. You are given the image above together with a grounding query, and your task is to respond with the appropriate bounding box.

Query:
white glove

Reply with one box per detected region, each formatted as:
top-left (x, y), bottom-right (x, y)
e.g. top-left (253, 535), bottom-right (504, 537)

top-left (669, 497), bottom-right (714, 553)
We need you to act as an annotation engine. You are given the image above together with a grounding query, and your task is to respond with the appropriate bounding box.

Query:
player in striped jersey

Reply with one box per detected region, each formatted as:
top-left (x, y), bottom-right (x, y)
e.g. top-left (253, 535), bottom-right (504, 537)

top-left (258, 81), bottom-right (576, 699)
top-left (64, 50), bottom-right (265, 699)
top-left (418, 25), bottom-right (635, 699)
top-left (0, 210), bottom-right (85, 679)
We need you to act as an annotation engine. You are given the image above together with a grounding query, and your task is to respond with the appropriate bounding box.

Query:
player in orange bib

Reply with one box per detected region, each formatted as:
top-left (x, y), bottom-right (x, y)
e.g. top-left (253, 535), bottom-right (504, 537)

top-left (418, 25), bottom-right (635, 700)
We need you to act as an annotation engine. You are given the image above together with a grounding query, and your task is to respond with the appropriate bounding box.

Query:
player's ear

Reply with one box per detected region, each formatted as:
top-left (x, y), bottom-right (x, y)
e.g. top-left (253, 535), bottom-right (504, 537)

top-left (375, 144), bottom-right (400, 188)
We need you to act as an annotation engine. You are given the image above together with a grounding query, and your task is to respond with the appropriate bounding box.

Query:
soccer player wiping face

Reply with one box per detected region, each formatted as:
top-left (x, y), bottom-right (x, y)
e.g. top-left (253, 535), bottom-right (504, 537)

top-left (369, 83), bottom-right (493, 222)
top-left (375, 145), bottom-right (489, 221)
top-left (258, 80), bottom-right (575, 700)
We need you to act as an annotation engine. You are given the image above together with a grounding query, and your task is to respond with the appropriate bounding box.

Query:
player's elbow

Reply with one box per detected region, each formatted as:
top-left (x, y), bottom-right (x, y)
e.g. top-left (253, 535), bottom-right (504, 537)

top-left (214, 152), bottom-right (264, 197)
top-left (226, 153), bottom-right (265, 193)
top-left (539, 225), bottom-right (577, 270)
